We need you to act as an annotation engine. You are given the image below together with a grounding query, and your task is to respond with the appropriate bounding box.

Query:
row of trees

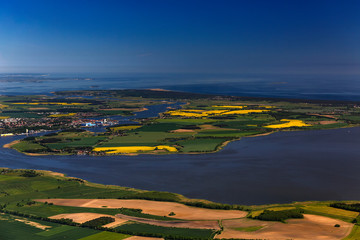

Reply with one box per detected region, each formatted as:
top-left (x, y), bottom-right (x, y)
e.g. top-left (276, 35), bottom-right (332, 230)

top-left (252, 209), bottom-right (304, 222)
top-left (116, 191), bottom-right (248, 211)
top-left (330, 202), bottom-right (360, 212)
top-left (82, 217), bottom-right (115, 227)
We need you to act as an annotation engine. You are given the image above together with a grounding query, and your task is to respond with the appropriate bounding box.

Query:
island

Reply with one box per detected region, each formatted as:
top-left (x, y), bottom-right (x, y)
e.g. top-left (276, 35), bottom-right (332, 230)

top-left (1, 89), bottom-right (360, 156)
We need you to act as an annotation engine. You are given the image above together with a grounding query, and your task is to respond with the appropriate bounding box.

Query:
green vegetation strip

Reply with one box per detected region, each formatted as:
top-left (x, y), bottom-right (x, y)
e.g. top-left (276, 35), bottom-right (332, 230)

top-left (36, 225), bottom-right (74, 236)
top-left (78, 231), bottom-right (131, 240)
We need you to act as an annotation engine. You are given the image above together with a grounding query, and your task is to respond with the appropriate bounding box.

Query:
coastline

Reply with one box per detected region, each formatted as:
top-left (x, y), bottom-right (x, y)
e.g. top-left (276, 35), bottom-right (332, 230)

top-left (3, 140), bottom-right (55, 156)
top-left (3, 140), bottom-right (20, 149)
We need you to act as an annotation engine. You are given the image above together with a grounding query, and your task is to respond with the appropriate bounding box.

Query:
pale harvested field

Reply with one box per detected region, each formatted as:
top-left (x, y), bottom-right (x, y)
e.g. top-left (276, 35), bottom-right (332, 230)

top-left (216, 214), bottom-right (353, 240)
top-left (199, 124), bottom-right (221, 130)
top-left (148, 88), bottom-right (170, 92)
top-left (28, 107), bottom-right (49, 110)
top-left (320, 120), bottom-right (338, 125)
top-left (310, 113), bottom-right (339, 119)
top-left (115, 213), bottom-right (220, 229)
top-left (171, 129), bottom-right (196, 133)
top-left (49, 212), bottom-right (127, 227)
top-left (36, 199), bottom-right (247, 220)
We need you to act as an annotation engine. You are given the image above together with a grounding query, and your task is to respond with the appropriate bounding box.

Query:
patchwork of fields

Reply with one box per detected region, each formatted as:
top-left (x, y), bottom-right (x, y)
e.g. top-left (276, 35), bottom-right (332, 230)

top-left (4, 90), bottom-right (359, 156)
top-left (0, 168), bottom-right (358, 240)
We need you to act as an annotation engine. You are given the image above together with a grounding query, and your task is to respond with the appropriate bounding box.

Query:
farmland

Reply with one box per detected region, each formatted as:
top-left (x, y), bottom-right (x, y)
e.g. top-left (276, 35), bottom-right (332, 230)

top-left (0, 168), bottom-right (359, 240)
top-left (3, 89), bottom-right (360, 156)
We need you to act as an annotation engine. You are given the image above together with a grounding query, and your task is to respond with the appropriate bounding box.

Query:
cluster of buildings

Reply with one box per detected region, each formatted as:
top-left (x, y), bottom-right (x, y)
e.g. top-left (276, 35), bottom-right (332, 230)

top-left (78, 118), bottom-right (118, 127)
top-left (0, 116), bottom-right (119, 136)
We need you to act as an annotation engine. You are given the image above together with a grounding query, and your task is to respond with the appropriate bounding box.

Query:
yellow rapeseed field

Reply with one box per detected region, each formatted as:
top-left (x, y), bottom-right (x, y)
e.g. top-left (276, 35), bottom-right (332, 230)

top-left (93, 145), bottom-right (177, 154)
top-left (212, 105), bottom-right (246, 108)
top-left (166, 108), bottom-right (269, 118)
top-left (0, 104), bottom-right (9, 109)
top-left (166, 111), bottom-right (207, 117)
top-left (202, 110), bottom-right (227, 115)
top-left (180, 109), bottom-right (204, 112)
top-left (0, 116), bottom-right (10, 119)
top-left (48, 113), bottom-right (77, 117)
top-left (110, 125), bottom-right (142, 131)
top-left (265, 119), bottom-right (311, 128)
top-left (221, 110), bottom-right (269, 115)
top-left (259, 105), bottom-right (274, 108)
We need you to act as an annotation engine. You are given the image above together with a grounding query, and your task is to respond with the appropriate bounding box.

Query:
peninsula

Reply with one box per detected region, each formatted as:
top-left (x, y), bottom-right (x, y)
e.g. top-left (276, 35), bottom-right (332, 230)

top-left (2, 89), bottom-right (360, 156)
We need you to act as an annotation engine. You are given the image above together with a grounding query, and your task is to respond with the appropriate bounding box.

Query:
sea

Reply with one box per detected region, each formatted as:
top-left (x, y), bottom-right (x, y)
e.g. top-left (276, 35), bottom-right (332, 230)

top-left (1, 72), bottom-right (360, 101)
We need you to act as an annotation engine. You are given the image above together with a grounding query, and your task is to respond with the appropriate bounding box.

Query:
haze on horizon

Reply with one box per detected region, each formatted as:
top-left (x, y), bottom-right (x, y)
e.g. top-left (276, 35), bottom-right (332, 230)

top-left (0, 0), bottom-right (359, 75)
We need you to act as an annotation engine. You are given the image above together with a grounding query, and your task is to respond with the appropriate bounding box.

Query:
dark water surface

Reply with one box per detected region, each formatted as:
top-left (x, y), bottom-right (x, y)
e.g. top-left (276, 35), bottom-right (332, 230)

top-left (2, 73), bottom-right (360, 101)
top-left (1, 127), bottom-right (359, 205)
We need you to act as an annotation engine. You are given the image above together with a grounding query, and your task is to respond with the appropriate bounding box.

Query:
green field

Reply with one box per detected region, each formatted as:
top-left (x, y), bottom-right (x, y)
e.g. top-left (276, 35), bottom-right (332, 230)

top-left (301, 204), bottom-right (359, 222)
top-left (11, 141), bottom-right (47, 152)
top-left (0, 214), bottom-right (100, 240)
top-left (115, 222), bottom-right (215, 239)
top-left (177, 137), bottom-right (229, 152)
top-left (78, 231), bottom-right (130, 240)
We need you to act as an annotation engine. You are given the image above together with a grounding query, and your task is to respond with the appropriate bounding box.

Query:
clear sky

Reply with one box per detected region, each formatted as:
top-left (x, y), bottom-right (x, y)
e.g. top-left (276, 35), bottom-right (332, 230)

top-left (0, 0), bottom-right (359, 74)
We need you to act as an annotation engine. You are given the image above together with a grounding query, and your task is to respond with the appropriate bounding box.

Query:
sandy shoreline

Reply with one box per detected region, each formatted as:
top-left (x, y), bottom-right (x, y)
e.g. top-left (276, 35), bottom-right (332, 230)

top-left (3, 140), bottom-right (20, 149)
top-left (3, 140), bottom-right (48, 156)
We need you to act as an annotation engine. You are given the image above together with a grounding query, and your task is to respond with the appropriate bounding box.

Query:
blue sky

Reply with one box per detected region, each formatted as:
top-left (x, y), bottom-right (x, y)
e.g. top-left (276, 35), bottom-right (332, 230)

top-left (0, 0), bottom-right (359, 74)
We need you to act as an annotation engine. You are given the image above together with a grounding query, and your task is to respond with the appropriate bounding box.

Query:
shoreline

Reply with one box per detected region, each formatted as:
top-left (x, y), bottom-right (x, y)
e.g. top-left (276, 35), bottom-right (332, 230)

top-left (1, 167), bottom-right (359, 208)
top-left (3, 140), bottom-right (20, 149)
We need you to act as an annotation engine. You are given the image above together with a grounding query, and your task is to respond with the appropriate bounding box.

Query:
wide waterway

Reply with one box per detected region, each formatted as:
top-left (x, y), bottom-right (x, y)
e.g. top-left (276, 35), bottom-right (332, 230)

top-left (1, 127), bottom-right (359, 205)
